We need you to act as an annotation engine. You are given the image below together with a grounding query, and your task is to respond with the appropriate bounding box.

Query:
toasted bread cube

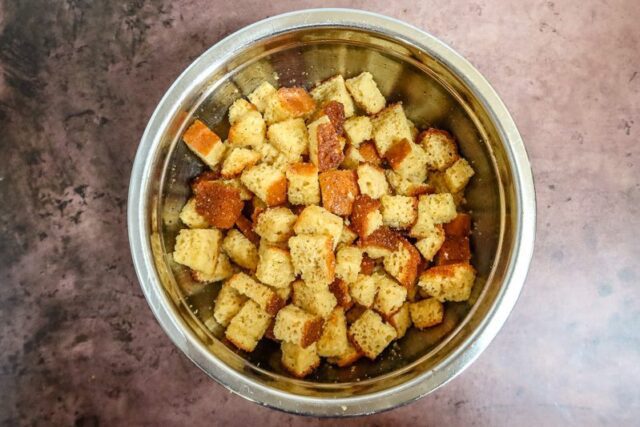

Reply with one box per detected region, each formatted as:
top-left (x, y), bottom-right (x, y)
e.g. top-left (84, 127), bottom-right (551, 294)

top-left (349, 274), bottom-right (378, 308)
top-left (173, 228), bottom-right (222, 276)
top-left (292, 280), bottom-right (338, 318)
top-left (253, 140), bottom-right (281, 163)
top-left (415, 226), bottom-right (446, 262)
top-left (285, 163), bottom-right (321, 206)
top-left (335, 246), bottom-right (362, 283)
top-left (267, 118), bottom-right (309, 161)
top-left (228, 98), bottom-right (257, 125)
top-left (221, 147), bottom-right (261, 178)
top-left (384, 138), bottom-right (428, 183)
top-left (289, 234), bottom-right (336, 286)
top-left (256, 243), bottom-right (295, 288)
top-left (345, 72), bottom-right (386, 115)
top-left (179, 198), bottom-right (209, 228)
top-left (182, 119), bottom-right (227, 168)
top-left (311, 75), bottom-right (355, 118)
top-left (248, 82), bottom-right (277, 113)
top-left (329, 279), bottom-right (354, 309)
top-left (313, 100), bottom-right (346, 138)
top-left (193, 252), bottom-right (236, 283)
top-left (410, 298), bottom-right (444, 329)
top-left (319, 169), bottom-right (359, 216)
top-left (360, 255), bottom-right (377, 275)
top-left (225, 300), bottom-right (271, 352)
top-left (308, 115), bottom-right (344, 172)
top-left (358, 141), bottom-right (382, 166)
top-left (293, 205), bottom-right (343, 249)
top-left (339, 225), bottom-right (358, 246)
top-left (373, 272), bottom-right (407, 317)
top-left (444, 158), bottom-right (475, 193)
top-left (357, 164), bottom-right (389, 200)
top-left (383, 239), bottom-right (421, 290)
top-left (273, 304), bottom-right (323, 348)
top-left (425, 193), bottom-right (457, 224)
top-left (380, 195), bottom-right (418, 229)
top-left (434, 236), bottom-right (471, 266)
top-left (227, 272), bottom-right (285, 315)
top-left (418, 263), bottom-right (476, 302)
top-left (419, 128), bottom-right (459, 171)
top-left (358, 226), bottom-right (401, 259)
top-left (341, 145), bottom-right (365, 170)
top-left (351, 195), bottom-right (383, 238)
top-left (388, 303), bottom-right (411, 339)
top-left (327, 342), bottom-right (362, 367)
top-left (193, 180), bottom-right (244, 229)
top-left (385, 170), bottom-right (432, 197)
top-left (222, 229), bottom-right (259, 271)
top-left (348, 309), bottom-right (396, 359)
top-left (443, 213), bottom-right (472, 237)
top-left (264, 87), bottom-right (316, 124)
top-left (281, 341), bottom-right (320, 378)
top-left (317, 308), bottom-right (350, 357)
top-left (228, 109), bottom-right (266, 147)
top-left (343, 115), bottom-right (373, 146)
top-left (274, 283), bottom-right (292, 302)
top-left (254, 207), bottom-right (297, 243)
top-left (241, 163), bottom-right (287, 206)
top-left (371, 103), bottom-right (413, 156)
top-left (213, 283), bottom-right (247, 326)
top-left (220, 177), bottom-right (253, 201)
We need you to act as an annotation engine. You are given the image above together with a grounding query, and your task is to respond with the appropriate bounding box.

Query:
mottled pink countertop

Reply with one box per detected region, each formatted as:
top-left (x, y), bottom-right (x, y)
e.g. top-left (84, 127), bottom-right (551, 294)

top-left (1, 1), bottom-right (638, 425)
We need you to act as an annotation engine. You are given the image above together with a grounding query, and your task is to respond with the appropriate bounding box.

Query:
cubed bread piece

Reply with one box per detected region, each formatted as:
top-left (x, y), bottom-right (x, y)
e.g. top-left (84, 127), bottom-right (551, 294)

top-left (351, 195), bottom-right (383, 238)
top-left (293, 205), bottom-right (343, 249)
top-left (327, 342), bottom-right (362, 367)
top-left (308, 115), bottom-right (344, 172)
top-left (281, 341), bottom-right (321, 378)
top-left (264, 87), bottom-right (316, 124)
top-left (444, 158), bottom-right (475, 193)
top-left (341, 145), bottom-right (365, 170)
top-left (227, 272), bottom-right (285, 315)
top-left (335, 246), bottom-right (362, 283)
top-left (225, 300), bottom-right (271, 352)
top-left (213, 283), bottom-right (247, 327)
top-left (220, 177), bottom-right (253, 201)
top-left (253, 140), bottom-right (281, 164)
top-left (285, 163), bottom-right (321, 205)
top-left (343, 116), bottom-right (372, 146)
top-left (248, 82), bottom-right (277, 113)
top-left (319, 169), bottom-right (359, 216)
top-left (311, 75), bottom-right (355, 118)
top-left (182, 119), bottom-right (227, 168)
top-left (371, 103), bottom-right (413, 156)
top-left (380, 195), bottom-right (418, 229)
top-left (384, 138), bottom-right (428, 183)
top-left (409, 298), bottom-right (444, 329)
top-left (418, 263), bottom-right (476, 302)
top-left (373, 272), bottom-right (407, 317)
top-left (385, 170), bottom-right (432, 197)
top-left (193, 252), bottom-right (236, 283)
top-left (317, 308), bottom-right (350, 357)
top-left (388, 303), bottom-right (411, 339)
top-left (256, 243), bottom-right (296, 288)
top-left (241, 163), bottom-right (287, 206)
top-left (358, 141), bottom-right (382, 166)
top-left (193, 180), bottom-right (244, 229)
top-left (339, 225), bottom-right (358, 246)
top-left (410, 193), bottom-right (456, 237)
top-left (434, 236), bottom-right (471, 266)
top-left (313, 100), bottom-right (346, 137)
top-left (221, 147), bottom-right (261, 178)
top-left (274, 283), bottom-right (292, 302)
top-left (357, 164), bottom-right (389, 199)
top-left (267, 118), bottom-right (309, 161)
top-left (348, 309), bottom-right (397, 360)
top-left (179, 198), bottom-right (209, 228)
top-left (358, 226), bottom-right (402, 259)
top-left (329, 279), bottom-right (354, 309)
top-left (228, 98), bottom-right (257, 125)
top-left (345, 71), bottom-right (386, 114)
top-left (289, 234), bottom-right (336, 286)
top-left (419, 128), bottom-right (460, 171)
top-left (222, 229), bottom-right (259, 271)
top-left (360, 254), bottom-right (377, 275)
top-left (443, 213), bottom-right (472, 237)
top-left (349, 274), bottom-right (378, 308)
top-left (273, 304), bottom-right (323, 348)
top-left (383, 239), bottom-right (421, 290)
top-left (173, 228), bottom-right (222, 275)
top-left (228, 109), bottom-right (266, 147)
top-left (292, 280), bottom-right (337, 318)
top-left (254, 207), bottom-right (297, 243)
top-left (415, 226), bottom-right (446, 262)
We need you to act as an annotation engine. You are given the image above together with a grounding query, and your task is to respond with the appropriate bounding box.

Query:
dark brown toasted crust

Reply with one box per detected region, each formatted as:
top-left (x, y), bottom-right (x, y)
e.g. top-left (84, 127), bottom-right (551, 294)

top-left (384, 138), bottom-right (411, 170)
top-left (351, 195), bottom-right (381, 239)
top-left (319, 169), bottom-right (359, 216)
top-left (444, 213), bottom-right (472, 237)
top-left (264, 319), bottom-right (277, 341)
top-left (265, 176), bottom-right (287, 206)
top-left (317, 122), bottom-right (344, 172)
top-left (265, 294), bottom-right (286, 316)
top-left (194, 181), bottom-right (244, 229)
top-left (301, 317), bottom-right (324, 348)
top-left (250, 198), bottom-right (266, 224)
top-left (277, 87), bottom-right (316, 117)
top-left (329, 279), bottom-right (354, 309)
top-left (322, 100), bottom-right (345, 136)
top-left (434, 236), bottom-right (471, 266)
top-left (183, 119), bottom-right (222, 155)
top-left (345, 304), bottom-right (367, 324)
top-left (360, 255), bottom-right (377, 275)
top-left (190, 170), bottom-right (221, 191)
top-left (396, 239), bottom-right (421, 291)
top-left (358, 141), bottom-right (382, 166)
top-left (235, 214), bottom-right (260, 245)
top-left (359, 226), bottom-right (402, 252)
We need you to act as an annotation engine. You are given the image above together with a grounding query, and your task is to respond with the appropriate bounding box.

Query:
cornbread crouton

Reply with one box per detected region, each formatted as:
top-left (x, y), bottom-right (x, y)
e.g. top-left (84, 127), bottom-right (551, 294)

top-left (179, 198), bottom-right (209, 228)
top-left (241, 163), bottom-right (287, 206)
top-left (418, 263), bottom-right (476, 302)
top-left (373, 272), bottom-right (408, 317)
top-left (335, 245), bottom-right (363, 283)
top-left (385, 170), bottom-right (432, 197)
top-left (348, 309), bottom-right (397, 359)
top-left (273, 304), bottom-right (323, 348)
top-left (220, 177), bottom-right (253, 201)
top-left (222, 229), bottom-right (259, 271)
top-left (227, 272), bottom-right (285, 315)
top-left (293, 205), bottom-right (343, 248)
top-left (228, 98), bottom-right (257, 125)
top-left (329, 279), bottom-right (354, 309)
top-left (357, 164), bottom-right (389, 199)
top-left (351, 195), bottom-right (383, 238)
top-left (193, 252), bottom-right (235, 283)
top-left (358, 141), bottom-right (382, 166)
top-left (349, 274), bottom-right (378, 308)
top-left (308, 115), bottom-right (344, 172)
top-left (285, 163), bottom-right (321, 205)
top-left (317, 308), bottom-right (350, 357)
top-left (193, 180), bottom-right (244, 229)
top-left (341, 145), bottom-right (365, 170)
top-left (248, 81), bottom-right (277, 113)
top-left (281, 341), bottom-right (321, 378)
top-left (319, 169), bottom-right (359, 216)
top-left (388, 303), bottom-right (411, 339)
top-left (225, 300), bottom-right (271, 352)
top-left (314, 100), bottom-right (346, 137)
top-left (415, 226), bottom-right (446, 262)
top-left (289, 234), bottom-right (336, 286)
top-left (409, 298), bottom-right (444, 329)
top-left (267, 118), bottom-right (309, 161)
top-left (410, 193), bottom-right (456, 238)
top-left (264, 87), bottom-right (316, 124)
top-left (383, 239), bottom-right (421, 290)
top-left (358, 226), bottom-right (401, 259)
top-left (182, 119), bottom-right (227, 168)
top-left (213, 283), bottom-right (247, 327)
top-left (221, 147), bottom-right (261, 178)
top-left (444, 158), bottom-right (475, 193)
top-left (291, 280), bottom-right (337, 318)
top-left (419, 128), bottom-right (459, 171)
top-left (435, 236), bottom-right (471, 266)
top-left (254, 207), bottom-right (297, 243)
top-left (256, 243), bottom-right (295, 288)
top-left (343, 116), bottom-right (372, 146)
top-left (380, 194), bottom-right (417, 229)
top-left (173, 228), bottom-right (222, 275)
top-left (345, 72), bottom-right (386, 115)
top-left (444, 213), bottom-right (472, 237)
top-left (384, 138), bottom-right (428, 183)
top-left (339, 225), bottom-right (358, 246)
top-left (228, 109), bottom-right (266, 147)
top-left (371, 103), bottom-right (413, 156)
top-left (311, 75), bottom-right (355, 118)
top-left (327, 342), bottom-right (362, 367)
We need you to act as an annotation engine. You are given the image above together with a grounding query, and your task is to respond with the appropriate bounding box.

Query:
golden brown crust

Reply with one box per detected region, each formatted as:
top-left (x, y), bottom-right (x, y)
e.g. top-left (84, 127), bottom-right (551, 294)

top-left (397, 239), bottom-right (421, 290)
top-left (329, 279), bottom-right (354, 309)
top-left (193, 181), bottom-right (243, 229)
top-left (264, 319), bottom-right (277, 341)
top-left (422, 262), bottom-right (475, 279)
top-left (417, 128), bottom-right (454, 144)
top-left (324, 236), bottom-right (337, 283)
top-left (329, 348), bottom-right (362, 368)
top-left (345, 304), bottom-right (367, 324)
top-left (281, 356), bottom-right (321, 378)
top-left (277, 87), bottom-right (316, 117)
top-left (287, 162), bottom-right (317, 176)
top-left (360, 255), bottom-right (376, 275)
top-left (317, 122), bottom-right (345, 172)
top-left (226, 334), bottom-right (253, 353)
top-left (351, 195), bottom-right (381, 239)
top-left (190, 170), bottom-right (221, 191)
top-left (265, 294), bottom-right (286, 316)
top-left (301, 317), bottom-right (324, 348)
top-left (444, 213), bottom-right (472, 237)
top-left (358, 141), bottom-right (382, 166)
top-left (319, 169), bottom-right (359, 216)
top-left (359, 226), bottom-right (402, 252)
top-left (384, 138), bottom-right (411, 170)
top-left (182, 119), bottom-right (221, 155)
top-left (235, 214), bottom-right (260, 245)
top-left (321, 100), bottom-right (345, 136)
top-left (435, 236), bottom-right (471, 266)
top-left (265, 176), bottom-right (287, 206)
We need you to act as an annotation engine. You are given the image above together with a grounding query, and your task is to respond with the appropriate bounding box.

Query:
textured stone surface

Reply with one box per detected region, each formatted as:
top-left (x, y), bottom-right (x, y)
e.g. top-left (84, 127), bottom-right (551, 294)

top-left (1, 0), bottom-right (639, 425)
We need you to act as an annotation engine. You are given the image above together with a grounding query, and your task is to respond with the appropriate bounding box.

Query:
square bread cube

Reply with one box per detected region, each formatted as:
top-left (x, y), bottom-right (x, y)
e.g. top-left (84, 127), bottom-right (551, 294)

top-left (415, 225), bottom-right (446, 262)
top-left (444, 158), bottom-right (475, 193)
top-left (443, 213), bottom-right (472, 237)
top-left (357, 164), bottom-right (389, 200)
top-left (264, 87), bottom-right (316, 124)
top-left (285, 163), bottom-right (321, 205)
top-left (380, 195), bottom-right (418, 229)
top-left (241, 163), bottom-right (287, 206)
top-left (192, 180), bottom-right (244, 229)
top-left (274, 283), bottom-right (292, 302)
top-left (327, 341), bottom-right (362, 367)
top-left (311, 75), bottom-right (355, 118)
top-left (409, 298), bottom-right (444, 329)
top-left (281, 341), bottom-right (320, 378)
top-left (248, 82), bottom-right (277, 113)
top-left (179, 198), bottom-right (209, 229)
top-left (289, 234), bottom-right (336, 286)
top-left (222, 229), bottom-right (259, 271)
top-left (182, 119), bottom-right (227, 168)
top-left (221, 147), bottom-right (261, 178)
top-left (317, 308), bottom-right (350, 357)
top-left (254, 207), bottom-right (297, 243)
top-left (351, 195), bottom-right (383, 238)
top-left (319, 169), bottom-right (359, 216)
top-left (343, 116), bottom-right (372, 146)
top-left (213, 283), bottom-right (247, 327)
top-left (384, 138), bottom-right (428, 183)
top-left (348, 309), bottom-right (397, 360)
top-left (373, 272), bottom-right (408, 317)
top-left (335, 246), bottom-right (363, 283)
top-left (358, 141), bottom-right (382, 166)
top-left (192, 252), bottom-right (236, 283)
top-left (256, 243), bottom-right (295, 288)
top-left (424, 193), bottom-right (457, 224)
top-left (225, 300), bottom-right (271, 352)
top-left (434, 236), bottom-right (471, 266)
top-left (419, 128), bottom-right (460, 171)
top-left (345, 72), bottom-right (386, 114)
top-left (308, 115), bottom-right (344, 172)
top-left (371, 103), bottom-right (413, 156)
top-left (385, 170), bottom-right (432, 197)
top-left (293, 205), bottom-right (343, 249)
top-left (383, 239), bottom-right (421, 290)
top-left (173, 228), bottom-right (222, 276)
top-left (388, 303), bottom-right (412, 339)
top-left (349, 274), bottom-right (378, 308)
top-left (292, 280), bottom-right (337, 319)
top-left (228, 98), bottom-right (257, 125)
top-left (329, 279), bottom-right (354, 309)
top-left (339, 225), bottom-right (358, 246)
top-left (267, 118), bottom-right (309, 161)
top-left (358, 226), bottom-right (401, 259)
top-left (228, 109), bottom-right (266, 147)
top-left (273, 304), bottom-right (323, 348)
top-left (341, 145), bottom-right (365, 170)
top-left (226, 272), bottom-right (285, 315)
top-left (220, 177), bottom-right (253, 201)
top-left (418, 263), bottom-right (476, 302)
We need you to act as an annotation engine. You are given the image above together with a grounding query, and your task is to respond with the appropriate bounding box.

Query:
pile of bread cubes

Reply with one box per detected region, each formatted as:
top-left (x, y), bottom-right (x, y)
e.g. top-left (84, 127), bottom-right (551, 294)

top-left (172, 71), bottom-right (477, 378)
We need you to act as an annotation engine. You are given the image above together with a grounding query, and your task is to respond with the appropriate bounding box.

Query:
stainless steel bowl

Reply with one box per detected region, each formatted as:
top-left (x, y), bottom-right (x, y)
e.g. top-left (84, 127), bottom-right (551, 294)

top-left (128, 9), bottom-right (535, 416)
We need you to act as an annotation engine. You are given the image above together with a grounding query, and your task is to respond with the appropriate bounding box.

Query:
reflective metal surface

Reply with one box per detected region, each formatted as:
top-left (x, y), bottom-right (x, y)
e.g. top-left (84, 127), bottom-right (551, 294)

top-left (128, 9), bottom-right (535, 416)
